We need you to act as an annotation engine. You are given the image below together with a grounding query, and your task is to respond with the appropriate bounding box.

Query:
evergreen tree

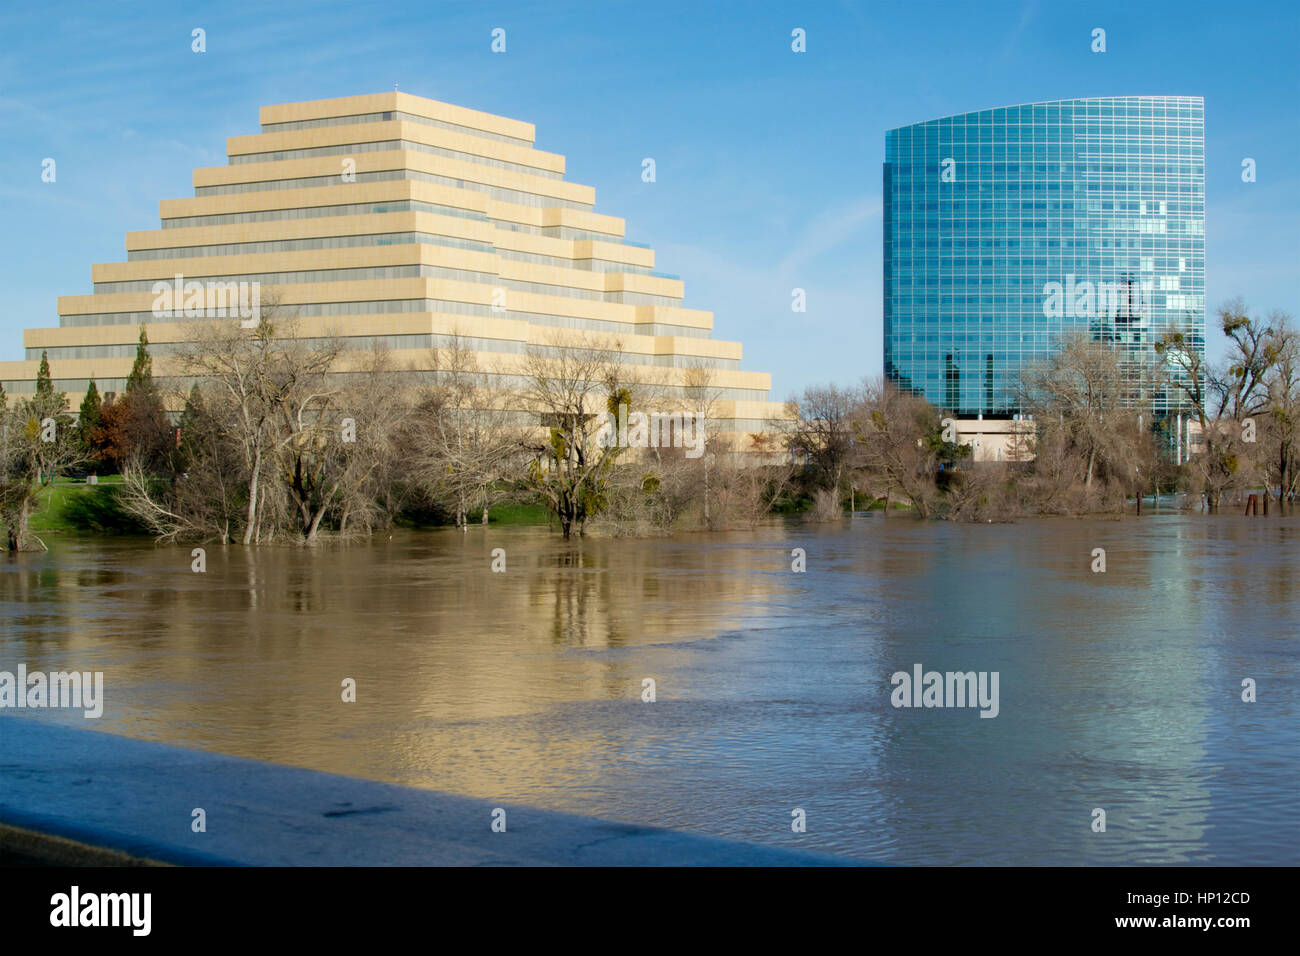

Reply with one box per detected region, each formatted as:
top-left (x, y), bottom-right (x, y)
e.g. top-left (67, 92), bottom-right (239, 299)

top-left (78, 378), bottom-right (102, 447)
top-left (177, 383), bottom-right (205, 468)
top-left (126, 327), bottom-right (153, 394)
top-left (36, 351), bottom-right (53, 397)
top-left (30, 351), bottom-right (67, 415)
top-left (179, 382), bottom-right (204, 423)
top-left (116, 327), bottom-right (175, 475)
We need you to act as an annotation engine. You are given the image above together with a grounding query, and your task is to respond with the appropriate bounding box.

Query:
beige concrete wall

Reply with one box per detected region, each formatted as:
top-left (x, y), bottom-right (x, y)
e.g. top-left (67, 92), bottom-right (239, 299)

top-left (224, 120), bottom-right (565, 175)
top-left (24, 314), bottom-right (745, 361)
top-left (259, 91), bottom-right (536, 143)
top-left (158, 180), bottom-right (483, 221)
top-left (126, 210), bottom-right (494, 251)
top-left (124, 214), bottom-right (654, 270)
top-left (202, 145), bottom-right (584, 202)
top-left (953, 418), bottom-right (1036, 462)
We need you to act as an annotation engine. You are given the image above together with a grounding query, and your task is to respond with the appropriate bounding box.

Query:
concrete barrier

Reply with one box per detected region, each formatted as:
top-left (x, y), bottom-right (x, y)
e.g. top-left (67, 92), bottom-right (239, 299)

top-left (0, 717), bottom-right (867, 866)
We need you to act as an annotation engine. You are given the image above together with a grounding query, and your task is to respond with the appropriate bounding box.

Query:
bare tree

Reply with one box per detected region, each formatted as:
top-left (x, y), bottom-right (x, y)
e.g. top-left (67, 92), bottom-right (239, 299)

top-left (520, 332), bottom-right (629, 538)
top-left (130, 292), bottom-right (415, 544)
top-left (1017, 330), bottom-right (1143, 493)
top-left (172, 293), bottom-right (294, 542)
top-left (410, 330), bottom-right (524, 529)
top-left (780, 383), bottom-right (858, 515)
top-left (297, 347), bottom-right (422, 540)
top-left (1157, 299), bottom-right (1278, 512)
top-left (682, 363), bottom-right (724, 527)
top-left (710, 431), bottom-right (796, 528)
top-left (851, 378), bottom-right (965, 518)
top-left (118, 382), bottom-right (244, 542)
top-left (1260, 312), bottom-right (1298, 512)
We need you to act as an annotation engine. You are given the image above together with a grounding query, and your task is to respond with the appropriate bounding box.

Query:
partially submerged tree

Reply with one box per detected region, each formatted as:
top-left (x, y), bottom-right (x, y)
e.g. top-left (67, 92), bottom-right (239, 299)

top-left (1017, 330), bottom-right (1145, 495)
top-left (408, 330), bottom-right (524, 529)
top-left (781, 383), bottom-right (858, 514)
top-left (1156, 299), bottom-right (1280, 512)
top-left (682, 363), bottom-right (724, 527)
top-left (1260, 312), bottom-right (1299, 511)
top-left (121, 381), bottom-right (245, 542)
top-left (120, 294), bottom-right (364, 543)
top-left (521, 333), bottom-right (630, 538)
top-left (853, 378), bottom-right (963, 518)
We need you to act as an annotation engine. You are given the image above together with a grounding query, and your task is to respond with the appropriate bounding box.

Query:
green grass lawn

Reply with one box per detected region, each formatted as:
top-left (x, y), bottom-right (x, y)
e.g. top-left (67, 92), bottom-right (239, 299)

top-left (470, 500), bottom-right (552, 526)
top-left (863, 497), bottom-right (914, 512)
top-left (29, 477), bottom-right (552, 535)
top-left (28, 476), bottom-right (143, 534)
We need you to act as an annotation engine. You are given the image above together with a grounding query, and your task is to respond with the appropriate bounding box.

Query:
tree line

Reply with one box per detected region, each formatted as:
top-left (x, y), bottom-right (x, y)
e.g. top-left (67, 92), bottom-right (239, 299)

top-left (2, 297), bottom-right (1295, 550)
top-left (783, 299), bottom-right (1297, 520)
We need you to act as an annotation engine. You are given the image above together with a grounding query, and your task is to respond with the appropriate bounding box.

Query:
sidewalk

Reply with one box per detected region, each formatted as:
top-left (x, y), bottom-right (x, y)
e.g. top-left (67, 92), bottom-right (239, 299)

top-left (0, 717), bottom-right (866, 867)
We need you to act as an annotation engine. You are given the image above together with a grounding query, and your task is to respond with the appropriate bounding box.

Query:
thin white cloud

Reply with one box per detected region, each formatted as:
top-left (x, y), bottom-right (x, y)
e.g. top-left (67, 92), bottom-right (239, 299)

top-left (776, 196), bottom-right (881, 278)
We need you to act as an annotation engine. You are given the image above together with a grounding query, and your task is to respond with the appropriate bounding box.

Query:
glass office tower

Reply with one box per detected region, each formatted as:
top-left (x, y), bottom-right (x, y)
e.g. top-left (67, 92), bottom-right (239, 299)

top-left (883, 96), bottom-right (1205, 416)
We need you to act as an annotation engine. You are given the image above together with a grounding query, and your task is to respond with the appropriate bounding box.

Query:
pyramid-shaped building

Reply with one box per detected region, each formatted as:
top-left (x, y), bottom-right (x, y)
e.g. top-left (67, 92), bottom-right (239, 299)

top-left (3, 92), bottom-right (783, 441)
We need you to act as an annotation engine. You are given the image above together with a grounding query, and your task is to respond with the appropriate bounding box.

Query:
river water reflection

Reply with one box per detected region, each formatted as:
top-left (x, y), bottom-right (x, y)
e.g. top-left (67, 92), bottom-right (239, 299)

top-left (2, 514), bottom-right (1296, 864)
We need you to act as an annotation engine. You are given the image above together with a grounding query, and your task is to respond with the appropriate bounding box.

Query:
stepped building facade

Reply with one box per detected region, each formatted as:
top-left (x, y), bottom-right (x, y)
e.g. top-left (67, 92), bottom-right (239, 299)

top-left (2, 92), bottom-right (783, 441)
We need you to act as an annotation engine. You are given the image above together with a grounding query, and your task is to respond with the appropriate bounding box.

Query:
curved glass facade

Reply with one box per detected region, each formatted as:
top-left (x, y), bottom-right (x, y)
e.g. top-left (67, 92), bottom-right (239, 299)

top-left (884, 96), bottom-right (1205, 416)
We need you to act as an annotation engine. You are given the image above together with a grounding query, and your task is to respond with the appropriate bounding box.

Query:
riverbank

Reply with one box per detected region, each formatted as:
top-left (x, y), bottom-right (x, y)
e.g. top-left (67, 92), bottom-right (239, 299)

top-left (25, 478), bottom-right (555, 538)
top-left (0, 717), bottom-right (864, 866)
top-left (27, 476), bottom-right (1242, 545)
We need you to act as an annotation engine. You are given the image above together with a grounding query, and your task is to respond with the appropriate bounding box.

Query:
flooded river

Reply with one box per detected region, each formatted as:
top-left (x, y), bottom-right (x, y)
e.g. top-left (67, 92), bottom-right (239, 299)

top-left (2, 514), bottom-right (1296, 864)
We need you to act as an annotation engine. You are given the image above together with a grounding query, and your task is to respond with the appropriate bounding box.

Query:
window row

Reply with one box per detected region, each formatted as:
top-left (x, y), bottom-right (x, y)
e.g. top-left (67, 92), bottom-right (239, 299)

top-left (231, 138), bottom-right (561, 180)
top-left (162, 199), bottom-right (488, 229)
top-left (128, 232), bottom-right (492, 261)
top-left (194, 169), bottom-right (592, 211)
top-left (259, 111), bottom-right (532, 148)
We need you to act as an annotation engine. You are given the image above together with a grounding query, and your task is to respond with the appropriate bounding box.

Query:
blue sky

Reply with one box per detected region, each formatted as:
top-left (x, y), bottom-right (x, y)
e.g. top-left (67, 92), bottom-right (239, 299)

top-left (1, 0), bottom-right (1296, 399)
